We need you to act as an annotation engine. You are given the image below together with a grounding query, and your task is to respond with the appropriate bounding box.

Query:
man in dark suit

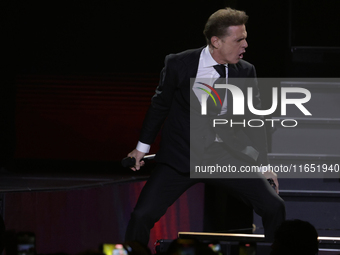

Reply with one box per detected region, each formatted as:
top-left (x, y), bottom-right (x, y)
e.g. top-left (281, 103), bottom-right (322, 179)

top-left (125, 7), bottom-right (285, 245)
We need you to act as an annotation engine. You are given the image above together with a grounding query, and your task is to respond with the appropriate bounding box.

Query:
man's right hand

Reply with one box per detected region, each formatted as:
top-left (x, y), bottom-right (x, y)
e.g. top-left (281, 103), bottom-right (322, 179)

top-left (127, 149), bottom-right (146, 171)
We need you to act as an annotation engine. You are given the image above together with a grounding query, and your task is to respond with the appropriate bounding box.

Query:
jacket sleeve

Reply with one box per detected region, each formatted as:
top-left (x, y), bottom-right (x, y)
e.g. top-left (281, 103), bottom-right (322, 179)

top-left (139, 54), bottom-right (179, 145)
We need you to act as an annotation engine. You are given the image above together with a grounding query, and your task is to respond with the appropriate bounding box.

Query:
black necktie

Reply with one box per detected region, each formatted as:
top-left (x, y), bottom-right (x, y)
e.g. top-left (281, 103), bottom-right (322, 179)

top-left (208, 64), bottom-right (227, 115)
top-left (213, 64), bottom-right (226, 79)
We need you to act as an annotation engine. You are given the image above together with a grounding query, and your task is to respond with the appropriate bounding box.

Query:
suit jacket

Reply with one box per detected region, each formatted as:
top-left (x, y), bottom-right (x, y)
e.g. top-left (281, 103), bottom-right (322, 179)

top-left (139, 47), bottom-right (268, 173)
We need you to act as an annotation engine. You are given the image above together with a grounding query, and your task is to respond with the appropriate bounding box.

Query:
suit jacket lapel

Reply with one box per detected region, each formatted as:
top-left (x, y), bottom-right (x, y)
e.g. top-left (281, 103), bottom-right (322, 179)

top-left (186, 47), bottom-right (203, 81)
top-left (183, 47), bottom-right (204, 110)
top-left (228, 63), bottom-right (247, 91)
top-left (228, 63), bottom-right (239, 78)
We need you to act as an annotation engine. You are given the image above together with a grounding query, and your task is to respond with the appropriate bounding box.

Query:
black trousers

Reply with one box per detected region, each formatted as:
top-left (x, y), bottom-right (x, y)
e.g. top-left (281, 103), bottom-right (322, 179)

top-left (125, 143), bottom-right (286, 245)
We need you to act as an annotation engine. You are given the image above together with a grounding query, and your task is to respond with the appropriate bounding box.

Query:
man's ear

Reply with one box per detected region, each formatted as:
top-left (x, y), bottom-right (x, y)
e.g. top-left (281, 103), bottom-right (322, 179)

top-left (210, 36), bottom-right (221, 49)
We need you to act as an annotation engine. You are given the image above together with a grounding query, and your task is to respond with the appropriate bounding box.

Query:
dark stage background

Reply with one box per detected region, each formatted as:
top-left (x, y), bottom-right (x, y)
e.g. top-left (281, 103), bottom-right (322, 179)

top-left (1, 0), bottom-right (340, 254)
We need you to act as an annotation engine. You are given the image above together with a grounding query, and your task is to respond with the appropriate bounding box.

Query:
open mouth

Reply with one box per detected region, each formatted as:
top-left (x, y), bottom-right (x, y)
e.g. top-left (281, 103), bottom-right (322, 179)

top-left (239, 51), bottom-right (245, 58)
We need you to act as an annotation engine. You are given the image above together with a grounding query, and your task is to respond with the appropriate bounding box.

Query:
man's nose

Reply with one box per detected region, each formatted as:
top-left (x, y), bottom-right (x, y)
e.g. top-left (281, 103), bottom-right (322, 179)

top-left (244, 39), bottom-right (248, 48)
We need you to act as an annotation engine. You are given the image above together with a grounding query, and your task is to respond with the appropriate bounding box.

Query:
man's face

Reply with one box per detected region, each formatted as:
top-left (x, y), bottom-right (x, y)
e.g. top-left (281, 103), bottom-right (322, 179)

top-left (212, 24), bottom-right (248, 64)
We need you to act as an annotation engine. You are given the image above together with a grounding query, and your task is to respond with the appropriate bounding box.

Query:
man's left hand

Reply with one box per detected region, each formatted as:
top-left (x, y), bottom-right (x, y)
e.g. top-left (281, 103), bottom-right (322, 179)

top-left (262, 170), bottom-right (279, 194)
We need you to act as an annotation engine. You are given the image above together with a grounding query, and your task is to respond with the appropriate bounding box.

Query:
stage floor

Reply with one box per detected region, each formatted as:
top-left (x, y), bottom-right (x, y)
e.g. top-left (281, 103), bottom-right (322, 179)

top-left (0, 159), bottom-right (152, 193)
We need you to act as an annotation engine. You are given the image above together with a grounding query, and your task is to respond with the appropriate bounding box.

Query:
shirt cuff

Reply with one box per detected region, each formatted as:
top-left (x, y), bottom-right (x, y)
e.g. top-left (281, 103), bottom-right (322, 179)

top-left (136, 141), bottom-right (151, 153)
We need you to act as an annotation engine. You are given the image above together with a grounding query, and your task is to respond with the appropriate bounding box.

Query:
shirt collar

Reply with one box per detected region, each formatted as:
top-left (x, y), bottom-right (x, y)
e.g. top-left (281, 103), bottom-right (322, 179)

top-left (201, 45), bottom-right (228, 68)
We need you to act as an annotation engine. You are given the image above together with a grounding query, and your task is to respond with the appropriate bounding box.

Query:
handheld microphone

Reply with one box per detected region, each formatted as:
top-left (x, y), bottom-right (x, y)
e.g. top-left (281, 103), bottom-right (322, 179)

top-left (121, 154), bottom-right (156, 168)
